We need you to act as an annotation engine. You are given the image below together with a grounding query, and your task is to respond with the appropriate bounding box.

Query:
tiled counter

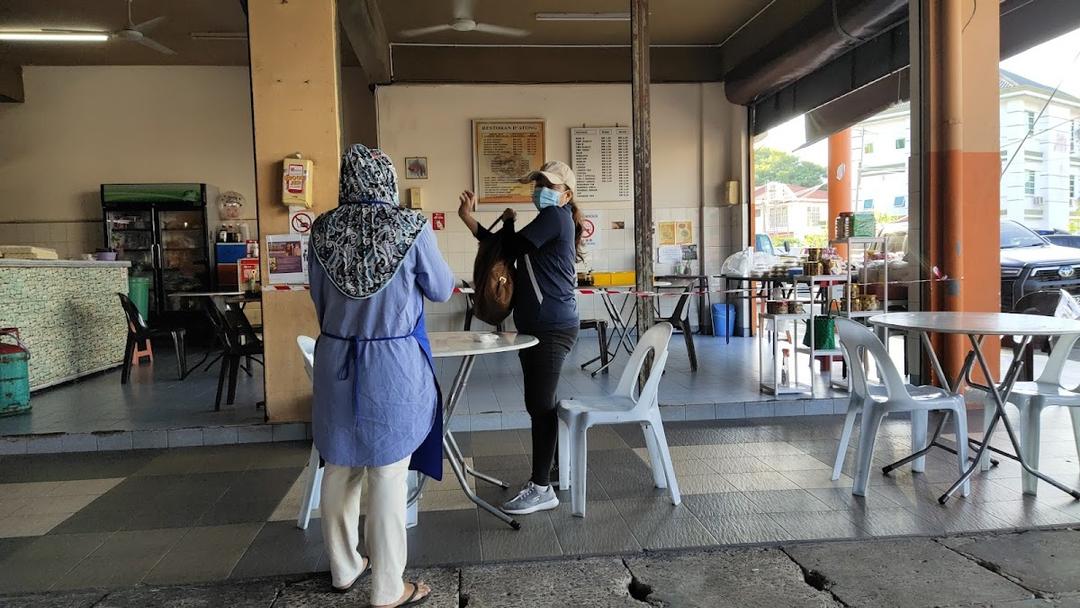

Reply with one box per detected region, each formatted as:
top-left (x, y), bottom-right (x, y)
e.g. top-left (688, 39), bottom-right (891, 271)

top-left (0, 259), bottom-right (130, 390)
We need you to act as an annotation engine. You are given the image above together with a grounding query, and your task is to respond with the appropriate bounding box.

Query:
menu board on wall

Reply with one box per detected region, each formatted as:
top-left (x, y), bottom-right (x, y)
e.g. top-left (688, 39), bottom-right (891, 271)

top-left (570, 127), bottom-right (633, 203)
top-left (472, 119), bottom-right (546, 204)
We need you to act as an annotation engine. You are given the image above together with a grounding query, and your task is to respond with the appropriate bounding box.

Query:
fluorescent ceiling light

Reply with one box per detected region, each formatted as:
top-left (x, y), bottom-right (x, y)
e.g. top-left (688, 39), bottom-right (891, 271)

top-left (534, 12), bottom-right (630, 22)
top-left (0, 32), bottom-right (109, 42)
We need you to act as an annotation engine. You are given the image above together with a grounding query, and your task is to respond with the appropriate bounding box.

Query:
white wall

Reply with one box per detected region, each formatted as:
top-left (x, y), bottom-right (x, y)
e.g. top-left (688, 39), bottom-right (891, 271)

top-left (374, 82), bottom-right (747, 330)
top-left (0, 66), bottom-right (257, 258)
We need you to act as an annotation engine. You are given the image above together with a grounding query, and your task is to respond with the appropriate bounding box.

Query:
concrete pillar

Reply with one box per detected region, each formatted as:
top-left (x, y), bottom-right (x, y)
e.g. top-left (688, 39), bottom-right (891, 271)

top-left (248, 0), bottom-right (343, 421)
top-left (924, 0), bottom-right (1001, 381)
top-left (828, 129), bottom-right (853, 255)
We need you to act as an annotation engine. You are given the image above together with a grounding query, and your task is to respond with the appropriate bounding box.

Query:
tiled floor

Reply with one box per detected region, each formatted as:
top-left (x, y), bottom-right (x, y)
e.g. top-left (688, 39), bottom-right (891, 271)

top-left (0, 347), bottom-right (265, 438)
top-left (1, 331), bottom-right (849, 443)
top-left (1, 409), bottom-right (1078, 594)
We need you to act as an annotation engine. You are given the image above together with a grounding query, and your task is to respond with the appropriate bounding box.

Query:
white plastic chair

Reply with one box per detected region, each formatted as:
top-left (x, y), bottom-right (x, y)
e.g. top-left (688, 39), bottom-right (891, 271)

top-left (296, 336), bottom-right (323, 530)
top-left (557, 322), bottom-right (678, 517)
top-left (980, 332), bottom-right (1080, 494)
top-left (831, 363), bottom-right (951, 481)
top-left (834, 318), bottom-right (971, 497)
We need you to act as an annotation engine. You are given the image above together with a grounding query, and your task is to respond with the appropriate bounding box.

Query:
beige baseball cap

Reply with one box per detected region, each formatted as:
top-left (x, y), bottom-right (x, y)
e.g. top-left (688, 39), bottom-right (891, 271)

top-left (520, 160), bottom-right (577, 194)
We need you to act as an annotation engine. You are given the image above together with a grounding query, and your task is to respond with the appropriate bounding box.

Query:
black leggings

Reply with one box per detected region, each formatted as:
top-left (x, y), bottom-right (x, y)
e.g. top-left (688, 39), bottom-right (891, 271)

top-left (518, 326), bottom-right (578, 486)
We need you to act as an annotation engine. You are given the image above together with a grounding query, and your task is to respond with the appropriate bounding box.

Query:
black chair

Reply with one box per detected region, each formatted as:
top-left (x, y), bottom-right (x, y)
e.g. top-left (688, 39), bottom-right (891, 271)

top-left (579, 319), bottom-right (611, 375)
top-left (655, 284), bottom-right (698, 371)
top-left (204, 299), bottom-right (263, 410)
top-left (117, 293), bottom-right (186, 384)
top-left (1010, 290), bottom-right (1061, 382)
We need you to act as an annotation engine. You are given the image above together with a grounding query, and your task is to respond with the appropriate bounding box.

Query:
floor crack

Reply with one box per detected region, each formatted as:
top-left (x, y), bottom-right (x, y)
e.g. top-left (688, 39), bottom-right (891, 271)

top-left (622, 557), bottom-right (658, 606)
top-left (458, 567), bottom-right (469, 608)
top-left (779, 547), bottom-right (851, 608)
top-left (933, 536), bottom-right (1042, 599)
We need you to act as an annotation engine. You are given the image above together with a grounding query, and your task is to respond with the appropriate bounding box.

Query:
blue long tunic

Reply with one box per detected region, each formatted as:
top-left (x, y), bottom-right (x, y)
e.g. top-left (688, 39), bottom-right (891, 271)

top-left (309, 224), bottom-right (455, 467)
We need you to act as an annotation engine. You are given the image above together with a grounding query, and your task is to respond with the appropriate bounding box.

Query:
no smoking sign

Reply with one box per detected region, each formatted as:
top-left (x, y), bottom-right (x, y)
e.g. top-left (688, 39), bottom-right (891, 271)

top-left (582, 212), bottom-right (602, 248)
top-left (581, 218), bottom-right (596, 239)
top-left (290, 209), bottom-right (315, 235)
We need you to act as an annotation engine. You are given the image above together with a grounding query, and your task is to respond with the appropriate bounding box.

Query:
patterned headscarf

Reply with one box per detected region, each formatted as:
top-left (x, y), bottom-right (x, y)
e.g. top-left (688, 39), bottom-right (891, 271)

top-left (311, 144), bottom-right (427, 299)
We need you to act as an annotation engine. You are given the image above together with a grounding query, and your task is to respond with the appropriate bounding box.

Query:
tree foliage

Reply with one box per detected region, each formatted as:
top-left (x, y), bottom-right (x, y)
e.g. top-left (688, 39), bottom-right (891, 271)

top-left (754, 147), bottom-right (828, 188)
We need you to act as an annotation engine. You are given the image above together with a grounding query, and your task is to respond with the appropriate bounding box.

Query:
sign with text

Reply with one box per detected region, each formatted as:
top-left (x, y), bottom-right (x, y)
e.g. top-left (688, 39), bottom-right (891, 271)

top-left (582, 211), bottom-right (601, 249)
top-left (472, 119), bottom-right (545, 205)
top-left (571, 127), bottom-right (632, 203)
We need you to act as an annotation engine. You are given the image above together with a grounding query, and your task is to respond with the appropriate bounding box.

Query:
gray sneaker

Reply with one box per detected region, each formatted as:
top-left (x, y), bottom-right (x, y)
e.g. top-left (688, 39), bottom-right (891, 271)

top-left (501, 481), bottom-right (559, 515)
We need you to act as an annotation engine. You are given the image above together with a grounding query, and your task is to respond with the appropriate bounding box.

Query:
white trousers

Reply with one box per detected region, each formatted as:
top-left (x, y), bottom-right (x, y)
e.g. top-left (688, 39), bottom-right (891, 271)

top-left (321, 456), bottom-right (409, 605)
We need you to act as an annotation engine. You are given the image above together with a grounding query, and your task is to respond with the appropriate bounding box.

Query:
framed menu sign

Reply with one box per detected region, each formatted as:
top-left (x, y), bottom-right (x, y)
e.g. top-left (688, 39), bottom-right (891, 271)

top-left (570, 127), bottom-right (632, 203)
top-left (472, 119), bottom-right (545, 204)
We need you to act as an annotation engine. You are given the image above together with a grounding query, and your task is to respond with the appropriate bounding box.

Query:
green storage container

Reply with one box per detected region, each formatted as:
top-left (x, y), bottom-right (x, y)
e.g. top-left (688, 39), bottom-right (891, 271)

top-left (852, 212), bottom-right (877, 237)
top-left (0, 329), bottom-right (30, 417)
top-left (128, 275), bottom-right (151, 321)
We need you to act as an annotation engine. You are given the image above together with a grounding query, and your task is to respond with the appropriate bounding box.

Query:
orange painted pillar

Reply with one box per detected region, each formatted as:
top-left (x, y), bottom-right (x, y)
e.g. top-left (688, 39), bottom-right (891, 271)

top-left (828, 129), bottom-right (853, 255)
top-left (926, 0), bottom-right (1001, 383)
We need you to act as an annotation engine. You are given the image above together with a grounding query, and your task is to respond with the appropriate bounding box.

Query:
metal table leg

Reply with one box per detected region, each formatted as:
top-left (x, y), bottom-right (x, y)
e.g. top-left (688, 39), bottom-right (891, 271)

top-left (724, 278), bottom-right (733, 345)
top-left (940, 333), bottom-right (1080, 503)
top-left (408, 354), bottom-right (520, 529)
top-left (883, 332), bottom-right (1002, 477)
top-left (592, 292), bottom-right (637, 376)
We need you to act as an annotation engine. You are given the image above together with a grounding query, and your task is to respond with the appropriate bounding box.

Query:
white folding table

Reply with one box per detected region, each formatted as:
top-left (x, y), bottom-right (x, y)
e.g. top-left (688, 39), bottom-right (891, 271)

top-left (869, 312), bottom-right (1080, 504)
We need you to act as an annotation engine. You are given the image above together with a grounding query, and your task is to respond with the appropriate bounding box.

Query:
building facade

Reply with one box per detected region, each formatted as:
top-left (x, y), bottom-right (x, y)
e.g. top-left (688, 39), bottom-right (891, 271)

top-left (851, 70), bottom-right (1080, 231)
top-left (753, 182), bottom-right (829, 245)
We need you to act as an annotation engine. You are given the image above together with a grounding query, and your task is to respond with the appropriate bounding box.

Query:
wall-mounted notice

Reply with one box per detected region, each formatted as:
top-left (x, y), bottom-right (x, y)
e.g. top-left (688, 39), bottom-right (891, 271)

top-left (582, 211), bottom-right (601, 249)
top-left (571, 127), bottom-right (633, 203)
top-left (472, 119), bottom-right (545, 205)
top-left (266, 233), bottom-right (308, 285)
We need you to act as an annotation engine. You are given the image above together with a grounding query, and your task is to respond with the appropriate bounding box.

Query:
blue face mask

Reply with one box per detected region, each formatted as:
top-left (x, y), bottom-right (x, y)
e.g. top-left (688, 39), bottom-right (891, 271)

top-left (532, 187), bottom-right (563, 211)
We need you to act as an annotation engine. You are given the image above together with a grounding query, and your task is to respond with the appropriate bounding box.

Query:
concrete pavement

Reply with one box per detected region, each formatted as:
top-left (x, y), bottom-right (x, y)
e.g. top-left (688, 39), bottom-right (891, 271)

top-left (5, 527), bottom-right (1080, 607)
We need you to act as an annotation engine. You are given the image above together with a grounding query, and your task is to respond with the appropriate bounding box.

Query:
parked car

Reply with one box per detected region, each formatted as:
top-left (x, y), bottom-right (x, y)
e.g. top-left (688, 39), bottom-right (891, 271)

top-left (1043, 232), bottom-right (1080, 250)
top-left (864, 219), bottom-right (1080, 310)
top-left (1000, 220), bottom-right (1080, 310)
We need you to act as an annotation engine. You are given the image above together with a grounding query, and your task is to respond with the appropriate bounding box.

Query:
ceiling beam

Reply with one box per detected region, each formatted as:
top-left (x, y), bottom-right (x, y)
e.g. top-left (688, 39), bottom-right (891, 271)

top-left (389, 46), bottom-right (722, 84)
top-left (339, 0), bottom-right (391, 84)
top-left (0, 64), bottom-right (24, 103)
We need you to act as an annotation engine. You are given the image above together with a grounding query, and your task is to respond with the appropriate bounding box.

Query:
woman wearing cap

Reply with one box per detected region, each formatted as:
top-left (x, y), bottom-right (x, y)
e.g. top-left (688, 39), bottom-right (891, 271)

top-left (310, 144), bottom-right (454, 606)
top-left (457, 160), bottom-right (584, 515)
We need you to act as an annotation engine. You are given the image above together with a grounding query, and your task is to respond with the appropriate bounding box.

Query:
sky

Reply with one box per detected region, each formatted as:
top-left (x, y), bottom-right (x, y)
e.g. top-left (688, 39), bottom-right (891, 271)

top-left (754, 26), bottom-right (1080, 164)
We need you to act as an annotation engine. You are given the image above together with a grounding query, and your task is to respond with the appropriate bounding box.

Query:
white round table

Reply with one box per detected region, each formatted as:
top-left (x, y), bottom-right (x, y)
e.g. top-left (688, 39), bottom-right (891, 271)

top-left (870, 311), bottom-right (1080, 337)
top-left (429, 331), bottom-right (538, 358)
top-left (869, 312), bottom-right (1080, 503)
top-left (413, 331), bottom-right (538, 529)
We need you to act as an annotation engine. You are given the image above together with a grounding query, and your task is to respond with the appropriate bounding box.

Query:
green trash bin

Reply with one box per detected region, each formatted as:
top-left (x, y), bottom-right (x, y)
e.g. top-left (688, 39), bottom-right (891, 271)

top-left (128, 275), bottom-right (151, 321)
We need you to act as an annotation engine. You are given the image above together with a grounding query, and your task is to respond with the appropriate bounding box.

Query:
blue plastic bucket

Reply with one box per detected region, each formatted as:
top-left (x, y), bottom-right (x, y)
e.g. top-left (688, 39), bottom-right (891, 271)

top-left (711, 303), bottom-right (736, 337)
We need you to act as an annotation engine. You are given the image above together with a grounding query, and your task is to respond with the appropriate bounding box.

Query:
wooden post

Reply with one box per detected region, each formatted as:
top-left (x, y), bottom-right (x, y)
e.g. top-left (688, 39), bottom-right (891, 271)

top-left (632, 0), bottom-right (655, 336)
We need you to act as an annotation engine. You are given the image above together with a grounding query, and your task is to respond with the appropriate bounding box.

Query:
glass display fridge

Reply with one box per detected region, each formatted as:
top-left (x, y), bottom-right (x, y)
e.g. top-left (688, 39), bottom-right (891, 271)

top-left (102, 183), bottom-right (212, 322)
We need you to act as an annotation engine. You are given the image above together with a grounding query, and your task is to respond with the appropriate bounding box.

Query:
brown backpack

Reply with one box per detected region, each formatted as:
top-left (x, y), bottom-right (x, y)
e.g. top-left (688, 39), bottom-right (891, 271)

top-left (472, 218), bottom-right (514, 326)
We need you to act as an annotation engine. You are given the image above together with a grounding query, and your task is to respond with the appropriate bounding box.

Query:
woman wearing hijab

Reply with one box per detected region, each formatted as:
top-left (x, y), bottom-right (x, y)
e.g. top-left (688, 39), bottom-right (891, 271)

top-left (310, 144), bottom-right (454, 607)
top-left (457, 160), bottom-right (584, 515)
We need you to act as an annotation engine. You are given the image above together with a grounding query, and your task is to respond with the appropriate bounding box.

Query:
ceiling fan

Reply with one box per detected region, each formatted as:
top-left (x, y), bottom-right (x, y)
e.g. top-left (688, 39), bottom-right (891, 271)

top-left (400, 0), bottom-right (528, 39)
top-left (105, 0), bottom-right (175, 54)
top-left (1, 0), bottom-right (175, 55)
